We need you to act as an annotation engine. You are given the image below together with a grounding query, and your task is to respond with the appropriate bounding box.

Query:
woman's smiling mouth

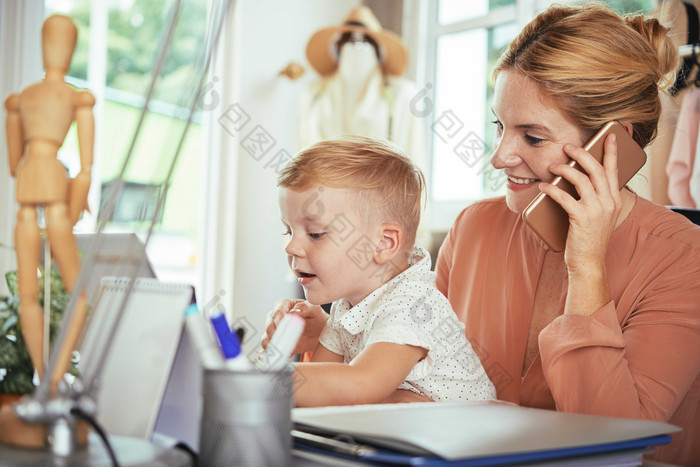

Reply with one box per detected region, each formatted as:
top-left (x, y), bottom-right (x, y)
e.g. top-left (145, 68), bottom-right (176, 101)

top-left (506, 175), bottom-right (540, 191)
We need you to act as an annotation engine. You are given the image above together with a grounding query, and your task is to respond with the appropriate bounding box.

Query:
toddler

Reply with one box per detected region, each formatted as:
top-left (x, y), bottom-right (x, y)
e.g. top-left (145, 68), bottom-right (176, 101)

top-left (277, 136), bottom-right (495, 407)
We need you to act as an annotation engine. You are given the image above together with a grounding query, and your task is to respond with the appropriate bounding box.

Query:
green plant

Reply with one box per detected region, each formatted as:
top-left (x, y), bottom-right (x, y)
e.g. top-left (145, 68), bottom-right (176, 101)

top-left (0, 268), bottom-right (79, 394)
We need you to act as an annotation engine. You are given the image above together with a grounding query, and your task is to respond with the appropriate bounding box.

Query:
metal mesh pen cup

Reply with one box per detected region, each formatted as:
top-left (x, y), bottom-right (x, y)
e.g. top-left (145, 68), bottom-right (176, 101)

top-left (199, 367), bottom-right (293, 466)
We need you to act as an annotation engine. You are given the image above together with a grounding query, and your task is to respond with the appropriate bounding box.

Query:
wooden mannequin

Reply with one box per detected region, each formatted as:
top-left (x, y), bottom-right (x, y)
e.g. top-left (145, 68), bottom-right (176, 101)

top-left (4, 14), bottom-right (94, 388)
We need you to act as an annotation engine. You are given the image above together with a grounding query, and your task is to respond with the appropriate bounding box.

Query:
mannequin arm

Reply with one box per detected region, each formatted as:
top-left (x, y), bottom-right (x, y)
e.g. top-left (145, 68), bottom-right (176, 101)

top-left (5, 94), bottom-right (24, 176)
top-left (70, 90), bottom-right (95, 225)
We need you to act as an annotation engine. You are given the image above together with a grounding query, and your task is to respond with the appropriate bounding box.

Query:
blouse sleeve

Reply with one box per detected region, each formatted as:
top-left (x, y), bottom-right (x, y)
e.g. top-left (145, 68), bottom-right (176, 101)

top-left (539, 262), bottom-right (700, 422)
top-left (435, 210), bottom-right (464, 297)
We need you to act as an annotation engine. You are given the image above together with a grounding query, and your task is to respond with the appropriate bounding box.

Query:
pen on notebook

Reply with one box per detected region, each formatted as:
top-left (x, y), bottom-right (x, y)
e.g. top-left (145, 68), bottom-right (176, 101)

top-left (184, 304), bottom-right (225, 369)
top-left (210, 307), bottom-right (252, 370)
top-left (260, 313), bottom-right (305, 370)
top-left (291, 430), bottom-right (377, 457)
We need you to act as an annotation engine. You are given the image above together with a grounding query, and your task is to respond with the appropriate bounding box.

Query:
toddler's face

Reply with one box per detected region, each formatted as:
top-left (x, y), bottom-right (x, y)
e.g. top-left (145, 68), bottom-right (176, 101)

top-left (278, 186), bottom-right (382, 307)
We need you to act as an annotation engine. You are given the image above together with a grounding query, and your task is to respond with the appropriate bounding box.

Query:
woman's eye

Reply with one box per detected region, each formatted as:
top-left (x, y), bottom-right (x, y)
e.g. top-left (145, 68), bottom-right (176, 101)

top-left (491, 120), bottom-right (503, 135)
top-left (525, 134), bottom-right (545, 145)
top-left (308, 232), bottom-right (325, 240)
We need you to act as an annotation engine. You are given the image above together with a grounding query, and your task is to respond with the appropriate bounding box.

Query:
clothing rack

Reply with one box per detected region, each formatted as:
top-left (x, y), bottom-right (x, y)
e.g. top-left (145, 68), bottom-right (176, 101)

top-left (675, 42), bottom-right (700, 95)
top-left (680, 43), bottom-right (697, 59)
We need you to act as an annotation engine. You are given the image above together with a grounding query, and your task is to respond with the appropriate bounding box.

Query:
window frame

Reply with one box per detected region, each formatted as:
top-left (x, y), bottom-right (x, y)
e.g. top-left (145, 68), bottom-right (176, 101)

top-left (409, 0), bottom-right (656, 233)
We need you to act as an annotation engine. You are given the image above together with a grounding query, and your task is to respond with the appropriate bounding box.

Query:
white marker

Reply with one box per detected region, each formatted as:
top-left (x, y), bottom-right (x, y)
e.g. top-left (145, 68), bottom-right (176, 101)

top-left (184, 304), bottom-right (225, 369)
top-left (261, 313), bottom-right (306, 370)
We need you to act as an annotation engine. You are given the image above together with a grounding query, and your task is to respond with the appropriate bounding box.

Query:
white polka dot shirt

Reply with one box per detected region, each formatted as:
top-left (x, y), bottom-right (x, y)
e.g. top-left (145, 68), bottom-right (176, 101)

top-left (318, 246), bottom-right (496, 402)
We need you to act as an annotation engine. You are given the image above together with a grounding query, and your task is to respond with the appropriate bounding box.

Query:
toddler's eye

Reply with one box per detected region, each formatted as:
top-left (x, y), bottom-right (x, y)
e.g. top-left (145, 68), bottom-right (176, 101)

top-left (308, 232), bottom-right (325, 240)
top-left (282, 229), bottom-right (291, 236)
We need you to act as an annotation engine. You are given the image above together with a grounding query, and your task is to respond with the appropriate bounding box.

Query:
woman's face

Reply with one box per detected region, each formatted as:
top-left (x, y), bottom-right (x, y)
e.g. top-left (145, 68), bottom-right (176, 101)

top-left (490, 70), bottom-right (587, 215)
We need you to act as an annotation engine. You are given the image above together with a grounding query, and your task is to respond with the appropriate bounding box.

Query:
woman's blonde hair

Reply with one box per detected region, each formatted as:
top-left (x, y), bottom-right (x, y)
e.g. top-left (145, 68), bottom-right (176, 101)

top-left (278, 136), bottom-right (425, 249)
top-left (494, 3), bottom-right (679, 147)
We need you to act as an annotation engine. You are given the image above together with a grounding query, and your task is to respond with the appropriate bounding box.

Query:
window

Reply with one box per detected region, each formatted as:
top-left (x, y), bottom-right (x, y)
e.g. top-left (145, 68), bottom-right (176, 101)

top-left (421, 0), bottom-right (657, 231)
top-left (45, 0), bottom-right (210, 287)
top-left (438, 0), bottom-right (516, 24)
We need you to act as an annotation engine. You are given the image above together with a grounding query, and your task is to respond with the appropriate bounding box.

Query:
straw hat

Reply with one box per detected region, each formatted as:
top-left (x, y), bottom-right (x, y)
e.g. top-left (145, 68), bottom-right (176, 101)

top-left (305, 6), bottom-right (408, 77)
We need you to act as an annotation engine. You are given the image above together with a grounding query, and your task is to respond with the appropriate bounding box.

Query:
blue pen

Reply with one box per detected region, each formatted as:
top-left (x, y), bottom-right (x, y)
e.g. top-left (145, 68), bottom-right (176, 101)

top-left (210, 308), bottom-right (241, 358)
top-left (210, 308), bottom-right (251, 369)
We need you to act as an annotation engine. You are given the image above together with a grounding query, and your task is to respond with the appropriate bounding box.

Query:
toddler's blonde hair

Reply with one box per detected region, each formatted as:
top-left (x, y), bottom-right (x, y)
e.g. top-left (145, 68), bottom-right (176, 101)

top-left (278, 136), bottom-right (425, 250)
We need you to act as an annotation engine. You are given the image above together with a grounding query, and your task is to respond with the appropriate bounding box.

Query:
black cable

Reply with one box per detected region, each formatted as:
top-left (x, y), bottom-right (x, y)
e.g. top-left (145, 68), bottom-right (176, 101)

top-left (173, 441), bottom-right (199, 466)
top-left (70, 407), bottom-right (120, 467)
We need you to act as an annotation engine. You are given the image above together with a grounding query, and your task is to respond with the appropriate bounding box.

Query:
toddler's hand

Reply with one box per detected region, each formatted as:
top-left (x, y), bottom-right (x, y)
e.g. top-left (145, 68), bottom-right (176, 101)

top-left (262, 299), bottom-right (328, 355)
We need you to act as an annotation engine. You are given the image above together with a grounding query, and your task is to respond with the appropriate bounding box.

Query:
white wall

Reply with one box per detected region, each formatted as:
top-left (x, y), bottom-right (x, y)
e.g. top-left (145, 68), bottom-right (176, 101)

top-left (209, 0), bottom-right (359, 351)
top-left (0, 0), bottom-right (362, 342)
top-left (0, 0), bottom-right (44, 296)
top-left (0, 0), bottom-right (362, 348)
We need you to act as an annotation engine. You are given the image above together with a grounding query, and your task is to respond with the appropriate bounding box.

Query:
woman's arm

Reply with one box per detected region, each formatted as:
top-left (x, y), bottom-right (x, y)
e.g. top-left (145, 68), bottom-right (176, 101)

top-left (539, 134), bottom-right (621, 317)
top-left (293, 342), bottom-right (428, 407)
top-left (435, 221), bottom-right (457, 298)
top-left (540, 291), bottom-right (700, 421)
top-left (539, 135), bottom-right (700, 421)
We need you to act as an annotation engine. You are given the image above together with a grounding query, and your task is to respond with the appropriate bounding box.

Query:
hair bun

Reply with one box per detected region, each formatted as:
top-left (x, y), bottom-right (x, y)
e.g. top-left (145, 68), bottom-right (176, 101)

top-left (625, 15), bottom-right (679, 90)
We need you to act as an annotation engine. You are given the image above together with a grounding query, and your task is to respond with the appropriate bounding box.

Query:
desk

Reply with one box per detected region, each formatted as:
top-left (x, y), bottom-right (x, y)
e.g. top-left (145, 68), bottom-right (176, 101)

top-left (0, 434), bottom-right (191, 466)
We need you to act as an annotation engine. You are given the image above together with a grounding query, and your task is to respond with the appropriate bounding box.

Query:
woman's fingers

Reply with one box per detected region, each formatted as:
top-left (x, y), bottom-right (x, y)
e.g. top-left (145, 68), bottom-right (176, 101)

top-left (537, 133), bottom-right (625, 266)
top-left (602, 133), bottom-right (622, 205)
top-left (561, 136), bottom-right (617, 199)
top-left (537, 178), bottom-right (577, 213)
top-left (544, 135), bottom-right (622, 218)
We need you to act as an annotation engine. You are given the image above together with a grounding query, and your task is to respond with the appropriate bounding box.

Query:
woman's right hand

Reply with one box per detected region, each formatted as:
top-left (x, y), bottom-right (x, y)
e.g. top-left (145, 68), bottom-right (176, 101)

top-left (261, 299), bottom-right (328, 355)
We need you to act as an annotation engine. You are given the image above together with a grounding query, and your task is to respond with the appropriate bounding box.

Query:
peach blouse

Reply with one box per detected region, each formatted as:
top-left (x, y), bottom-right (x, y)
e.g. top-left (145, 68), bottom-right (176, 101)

top-left (436, 195), bottom-right (700, 465)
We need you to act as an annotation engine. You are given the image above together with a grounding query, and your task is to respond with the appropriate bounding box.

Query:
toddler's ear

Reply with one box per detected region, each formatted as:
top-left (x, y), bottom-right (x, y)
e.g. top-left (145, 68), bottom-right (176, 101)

top-left (373, 223), bottom-right (404, 264)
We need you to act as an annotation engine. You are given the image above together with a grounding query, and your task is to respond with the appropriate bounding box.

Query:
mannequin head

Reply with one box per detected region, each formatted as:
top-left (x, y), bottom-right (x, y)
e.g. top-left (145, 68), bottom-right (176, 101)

top-left (306, 6), bottom-right (407, 77)
top-left (335, 30), bottom-right (381, 63)
top-left (336, 31), bottom-right (381, 81)
top-left (42, 14), bottom-right (78, 77)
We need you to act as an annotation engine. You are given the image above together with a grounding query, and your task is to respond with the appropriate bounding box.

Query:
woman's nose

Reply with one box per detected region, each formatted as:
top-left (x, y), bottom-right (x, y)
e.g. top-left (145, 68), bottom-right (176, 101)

top-left (491, 136), bottom-right (523, 169)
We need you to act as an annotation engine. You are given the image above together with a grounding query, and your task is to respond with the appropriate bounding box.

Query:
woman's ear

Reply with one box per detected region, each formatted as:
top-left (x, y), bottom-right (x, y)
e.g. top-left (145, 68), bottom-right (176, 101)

top-left (621, 122), bottom-right (634, 137)
top-left (373, 223), bottom-right (404, 264)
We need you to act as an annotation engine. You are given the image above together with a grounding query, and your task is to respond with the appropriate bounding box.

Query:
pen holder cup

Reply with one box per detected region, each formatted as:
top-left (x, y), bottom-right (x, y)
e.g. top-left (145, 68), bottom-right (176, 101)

top-left (199, 367), bottom-right (294, 467)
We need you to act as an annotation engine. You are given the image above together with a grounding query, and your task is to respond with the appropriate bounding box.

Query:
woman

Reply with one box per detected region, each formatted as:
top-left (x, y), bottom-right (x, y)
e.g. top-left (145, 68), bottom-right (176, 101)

top-left (434, 4), bottom-right (700, 465)
top-left (265, 4), bottom-right (700, 465)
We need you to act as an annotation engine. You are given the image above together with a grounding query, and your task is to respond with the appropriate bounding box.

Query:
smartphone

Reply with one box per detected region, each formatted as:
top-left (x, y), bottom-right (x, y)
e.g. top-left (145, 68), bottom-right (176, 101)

top-left (521, 121), bottom-right (647, 252)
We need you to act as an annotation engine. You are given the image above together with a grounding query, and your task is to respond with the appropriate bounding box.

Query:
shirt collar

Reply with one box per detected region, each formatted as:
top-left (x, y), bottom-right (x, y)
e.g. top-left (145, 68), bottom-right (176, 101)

top-left (335, 246), bottom-right (432, 334)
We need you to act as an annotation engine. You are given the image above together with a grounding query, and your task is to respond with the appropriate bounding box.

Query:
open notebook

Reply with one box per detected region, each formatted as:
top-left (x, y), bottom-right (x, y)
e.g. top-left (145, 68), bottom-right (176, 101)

top-left (82, 277), bottom-right (194, 440)
top-left (293, 401), bottom-right (680, 465)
